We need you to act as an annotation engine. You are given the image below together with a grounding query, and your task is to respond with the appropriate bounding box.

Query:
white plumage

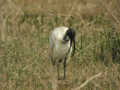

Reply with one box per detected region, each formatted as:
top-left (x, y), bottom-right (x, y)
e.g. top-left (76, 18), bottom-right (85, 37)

top-left (49, 26), bottom-right (76, 80)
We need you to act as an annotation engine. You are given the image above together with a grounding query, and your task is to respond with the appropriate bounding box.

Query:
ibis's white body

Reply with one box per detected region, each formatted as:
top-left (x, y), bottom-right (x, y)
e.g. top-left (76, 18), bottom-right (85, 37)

top-left (49, 26), bottom-right (72, 63)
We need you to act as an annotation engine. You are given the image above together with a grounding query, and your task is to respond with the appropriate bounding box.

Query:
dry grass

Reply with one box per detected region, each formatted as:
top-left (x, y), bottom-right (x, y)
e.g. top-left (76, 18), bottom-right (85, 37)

top-left (0, 0), bottom-right (120, 90)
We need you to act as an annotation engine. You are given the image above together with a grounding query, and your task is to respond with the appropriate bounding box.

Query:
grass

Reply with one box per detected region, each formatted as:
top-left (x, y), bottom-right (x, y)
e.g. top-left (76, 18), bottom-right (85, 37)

top-left (0, 0), bottom-right (120, 90)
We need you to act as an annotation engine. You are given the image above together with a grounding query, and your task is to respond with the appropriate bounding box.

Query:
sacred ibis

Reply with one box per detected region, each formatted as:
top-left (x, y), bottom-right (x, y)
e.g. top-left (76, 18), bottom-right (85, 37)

top-left (49, 26), bottom-right (76, 80)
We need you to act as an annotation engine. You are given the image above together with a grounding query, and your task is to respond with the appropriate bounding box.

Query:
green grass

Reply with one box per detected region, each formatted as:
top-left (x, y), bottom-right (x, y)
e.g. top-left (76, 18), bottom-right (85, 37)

top-left (0, 0), bottom-right (120, 90)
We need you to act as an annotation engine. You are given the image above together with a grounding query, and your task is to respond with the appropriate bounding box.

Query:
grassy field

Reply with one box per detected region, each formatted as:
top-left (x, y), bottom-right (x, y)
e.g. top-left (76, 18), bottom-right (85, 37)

top-left (0, 0), bottom-right (120, 90)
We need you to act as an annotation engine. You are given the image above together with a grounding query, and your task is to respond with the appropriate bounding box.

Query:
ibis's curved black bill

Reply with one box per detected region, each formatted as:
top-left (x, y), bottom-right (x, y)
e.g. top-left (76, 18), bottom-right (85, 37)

top-left (64, 28), bottom-right (76, 56)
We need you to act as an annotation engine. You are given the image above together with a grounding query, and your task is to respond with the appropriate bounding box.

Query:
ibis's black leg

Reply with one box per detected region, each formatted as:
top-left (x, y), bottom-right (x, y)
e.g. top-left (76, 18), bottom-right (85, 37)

top-left (64, 57), bottom-right (67, 80)
top-left (57, 63), bottom-right (60, 80)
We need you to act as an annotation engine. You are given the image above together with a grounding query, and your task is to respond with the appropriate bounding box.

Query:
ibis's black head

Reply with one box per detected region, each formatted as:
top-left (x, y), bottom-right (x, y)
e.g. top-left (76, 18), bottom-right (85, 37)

top-left (63, 28), bottom-right (76, 56)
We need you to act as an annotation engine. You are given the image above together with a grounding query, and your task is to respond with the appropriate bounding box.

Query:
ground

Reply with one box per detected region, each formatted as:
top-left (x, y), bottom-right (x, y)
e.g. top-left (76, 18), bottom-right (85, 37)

top-left (0, 0), bottom-right (120, 90)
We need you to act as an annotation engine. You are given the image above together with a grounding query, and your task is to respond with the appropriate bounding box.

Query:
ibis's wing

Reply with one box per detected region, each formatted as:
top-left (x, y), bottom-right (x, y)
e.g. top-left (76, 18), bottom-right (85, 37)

top-left (49, 32), bottom-right (56, 65)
